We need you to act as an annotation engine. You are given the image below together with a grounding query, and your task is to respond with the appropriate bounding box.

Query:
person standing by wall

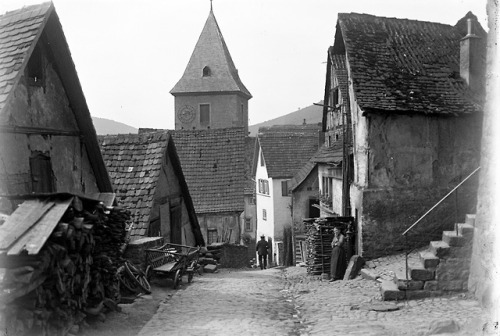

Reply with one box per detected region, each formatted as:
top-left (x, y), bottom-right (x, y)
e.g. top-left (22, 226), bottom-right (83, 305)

top-left (256, 235), bottom-right (269, 270)
top-left (330, 227), bottom-right (347, 281)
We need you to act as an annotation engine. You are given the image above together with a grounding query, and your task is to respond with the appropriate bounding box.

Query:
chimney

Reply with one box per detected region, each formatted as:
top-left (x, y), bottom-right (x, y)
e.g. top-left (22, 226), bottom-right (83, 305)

top-left (303, 119), bottom-right (306, 125)
top-left (460, 18), bottom-right (483, 91)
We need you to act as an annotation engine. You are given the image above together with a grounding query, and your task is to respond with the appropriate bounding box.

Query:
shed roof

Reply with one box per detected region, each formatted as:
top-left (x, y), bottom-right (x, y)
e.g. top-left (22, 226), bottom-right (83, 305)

top-left (257, 125), bottom-right (321, 179)
top-left (170, 9), bottom-right (251, 98)
top-left (0, 2), bottom-right (112, 192)
top-left (290, 145), bottom-right (345, 191)
top-left (334, 12), bottom-right (486, 115)
top-left (171, 128), bottom-right (245, 214)
top-left (98, 131), bottom-right (203, 244)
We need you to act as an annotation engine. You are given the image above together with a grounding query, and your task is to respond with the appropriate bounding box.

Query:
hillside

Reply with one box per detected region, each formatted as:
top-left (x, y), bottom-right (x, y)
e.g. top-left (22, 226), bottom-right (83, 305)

top-left (92, 117), bottom-right (138, 135)
top-left (248, 101), bottom-right (323, 136)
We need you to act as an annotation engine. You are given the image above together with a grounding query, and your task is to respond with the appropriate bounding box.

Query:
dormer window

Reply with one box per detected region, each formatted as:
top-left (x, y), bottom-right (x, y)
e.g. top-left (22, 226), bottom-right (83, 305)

top-left (202, 66), bottom-right (211, 77)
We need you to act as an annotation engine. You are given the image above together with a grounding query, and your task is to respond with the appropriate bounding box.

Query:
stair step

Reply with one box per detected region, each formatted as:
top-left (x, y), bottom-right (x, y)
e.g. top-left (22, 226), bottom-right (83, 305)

top-left (380, 280), bottom-right (405, 301)
top-left (429, 241), bottom-right (450, 258)
top-left (419, 251), bottom-right (440, 268)
top-left (455, 223), bottom-right (474, 236)
top-left (409, 264), bottom-right (435, 281)
top-left (394, 271), bottom-right (424, 290)
top-left (465, 214), bottom-right (476, 226)
top-left (442, 231), bottom-right (466, 247)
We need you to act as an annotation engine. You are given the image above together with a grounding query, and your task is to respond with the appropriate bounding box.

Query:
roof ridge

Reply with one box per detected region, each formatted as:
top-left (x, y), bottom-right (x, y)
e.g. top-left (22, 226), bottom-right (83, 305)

top-left (0, 2), bottom-right (52, 22)
top-left (338, 12), bottom-right (455, 28)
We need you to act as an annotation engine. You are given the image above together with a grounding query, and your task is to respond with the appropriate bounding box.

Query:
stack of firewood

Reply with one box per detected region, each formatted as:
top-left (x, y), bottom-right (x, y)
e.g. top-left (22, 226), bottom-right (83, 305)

top-left (304, 218), bottom-right (351, 275)
top-left (0, 199), bottom-right (129, 336)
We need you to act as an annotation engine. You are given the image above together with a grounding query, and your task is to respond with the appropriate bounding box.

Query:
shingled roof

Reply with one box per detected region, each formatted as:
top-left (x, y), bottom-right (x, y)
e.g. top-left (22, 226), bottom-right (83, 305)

top-left (0, 2), bottom-right (112, 192)
top-left (290, 144), bottom-right (345, 191)
top-left (98, 132), bottom-right (202, 243)
top-left (0, 2), bottom-right (50, 110)
top-left (170, 8), bottom-right (251, 98)
top-left (334, 12), bottom-right (486, 115)
top-left (171, 128), bottom-right (245, 214)
top-left (257, 125), bottom-right (321, 179)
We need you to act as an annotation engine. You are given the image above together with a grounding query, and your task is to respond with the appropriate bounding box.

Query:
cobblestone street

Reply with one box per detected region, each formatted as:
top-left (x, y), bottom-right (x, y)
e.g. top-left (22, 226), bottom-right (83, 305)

top-left (136, 263), bottom-right (495, 336)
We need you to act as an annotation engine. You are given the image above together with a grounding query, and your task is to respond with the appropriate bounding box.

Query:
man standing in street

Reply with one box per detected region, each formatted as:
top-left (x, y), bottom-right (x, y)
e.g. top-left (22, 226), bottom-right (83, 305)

top-left (256, 235), bottom-right (269, 270)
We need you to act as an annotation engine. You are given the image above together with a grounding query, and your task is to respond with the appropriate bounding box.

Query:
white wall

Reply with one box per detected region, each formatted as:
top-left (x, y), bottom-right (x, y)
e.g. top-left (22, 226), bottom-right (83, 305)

top-left (272, 178), bottom-right (292, 241)
top-left (255, 146), bottom-right (274, 241)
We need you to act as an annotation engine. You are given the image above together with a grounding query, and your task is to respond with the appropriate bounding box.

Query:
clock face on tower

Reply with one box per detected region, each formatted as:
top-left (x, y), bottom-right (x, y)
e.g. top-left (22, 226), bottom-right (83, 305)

top-left (177, 105), bottom-right (195, 123)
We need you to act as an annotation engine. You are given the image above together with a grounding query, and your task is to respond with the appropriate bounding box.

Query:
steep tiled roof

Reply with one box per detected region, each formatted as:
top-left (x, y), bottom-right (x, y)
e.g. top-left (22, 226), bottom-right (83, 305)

top-left (258, 125), bottom-right (321, 179)
top-left (170, 9), bottom-right (251, 98)
top-left (98, 132), bottom-right (203, 245)
top-left (99, 132), bottom-right (169, 238)
top-left (335, 12), bottom-right (486, 115)
top-left (244, 136), bottom-right (256, 194)
top-left (0, 2), bottom-right (51, 112)
top-left (171, 128), bottom-right (245, 214)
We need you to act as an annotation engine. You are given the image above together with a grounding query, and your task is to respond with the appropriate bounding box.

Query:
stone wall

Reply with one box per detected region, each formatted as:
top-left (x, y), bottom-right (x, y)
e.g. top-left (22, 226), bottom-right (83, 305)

top-left (468, 0), bottom-right (499, 311)
top-left (174, 93), bottom-right (249, 135)
top-left (124, 237), bottom-right (164, 271)
top-left (360, 182), bottom-right (478, 259)
top-left (215, 244), bottom-right (249, 268)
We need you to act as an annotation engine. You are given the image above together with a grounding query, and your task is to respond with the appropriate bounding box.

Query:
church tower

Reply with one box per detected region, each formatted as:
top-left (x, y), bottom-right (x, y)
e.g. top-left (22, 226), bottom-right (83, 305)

top-left (170, 6), bottom-right (252, 134)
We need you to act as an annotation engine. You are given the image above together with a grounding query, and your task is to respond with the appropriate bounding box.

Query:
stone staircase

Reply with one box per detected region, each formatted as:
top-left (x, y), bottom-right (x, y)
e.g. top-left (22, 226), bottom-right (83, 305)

top-left (380, 214), bottom-right (475, 300)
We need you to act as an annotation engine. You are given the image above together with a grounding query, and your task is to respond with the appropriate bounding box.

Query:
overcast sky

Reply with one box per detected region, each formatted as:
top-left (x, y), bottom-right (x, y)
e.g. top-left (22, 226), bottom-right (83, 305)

top-left (1, 0), bottom-right (489, 129)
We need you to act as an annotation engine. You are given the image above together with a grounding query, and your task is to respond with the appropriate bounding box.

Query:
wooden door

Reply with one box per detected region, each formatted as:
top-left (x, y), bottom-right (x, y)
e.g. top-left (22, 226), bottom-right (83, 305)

top-left (170, 205), bottom-right (182, 244)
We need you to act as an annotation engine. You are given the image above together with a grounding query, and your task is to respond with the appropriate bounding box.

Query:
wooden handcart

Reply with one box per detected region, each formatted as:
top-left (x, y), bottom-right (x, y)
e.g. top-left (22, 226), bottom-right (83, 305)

top-left (145, 243), bottom-right (200, 289)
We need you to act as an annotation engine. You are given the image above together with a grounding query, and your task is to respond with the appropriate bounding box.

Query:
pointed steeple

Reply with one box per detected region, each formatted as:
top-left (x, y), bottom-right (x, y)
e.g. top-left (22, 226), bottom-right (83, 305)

top-left (170, 8), bottom-right (252, 98)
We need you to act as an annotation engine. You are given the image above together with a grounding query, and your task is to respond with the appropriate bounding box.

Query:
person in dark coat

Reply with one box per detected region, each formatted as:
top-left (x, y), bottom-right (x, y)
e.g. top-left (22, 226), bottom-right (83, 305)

top-left (256, 235), bottom-right (269, 270)
top-left (329, 226), bottom-right (347, 281)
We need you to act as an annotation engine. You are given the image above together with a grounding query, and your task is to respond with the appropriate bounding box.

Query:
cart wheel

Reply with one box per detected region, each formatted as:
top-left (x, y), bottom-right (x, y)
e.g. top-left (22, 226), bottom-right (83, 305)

top-left (172, 270), bottom-right (181, 289)
top-left (125, 262), bottom-right (151, 294)
top-left (118, 266), bottom-right (140, 294)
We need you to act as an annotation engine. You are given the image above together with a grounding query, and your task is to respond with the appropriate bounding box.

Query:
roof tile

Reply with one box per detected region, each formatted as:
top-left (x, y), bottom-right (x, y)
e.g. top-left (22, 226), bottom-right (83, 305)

top-left (336, 12), bottom-right (486, 115)
top-left (258, 125), bottom-right (321, 178)
top-left (171, 127), bottom-right (245, 214)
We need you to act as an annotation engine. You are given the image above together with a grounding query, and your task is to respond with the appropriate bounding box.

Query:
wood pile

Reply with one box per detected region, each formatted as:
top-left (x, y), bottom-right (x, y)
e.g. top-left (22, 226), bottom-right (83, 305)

top-left (0, 195), bottom-right (130, 336)
top-left (304, 217), bottom-right (353, 275)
